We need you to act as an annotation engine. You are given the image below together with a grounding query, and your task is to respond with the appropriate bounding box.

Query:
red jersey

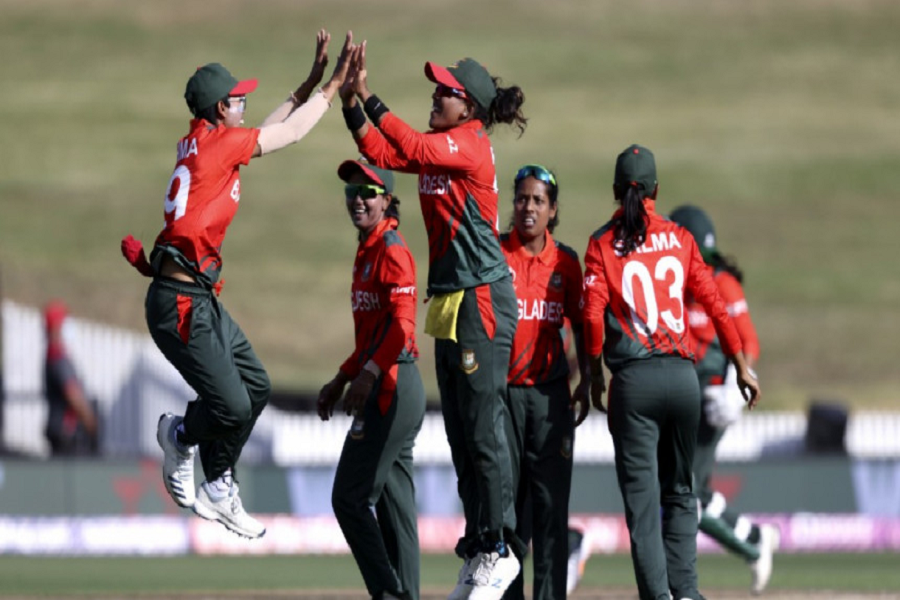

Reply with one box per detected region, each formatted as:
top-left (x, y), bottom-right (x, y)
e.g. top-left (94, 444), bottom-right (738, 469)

top-left (501, 229), bottom-right (584, 386)
top-left (687, 268), bottom-right (760, 382)
top-left (357, 115), bottom-right (509, 296)
top-left (152, 119), bottom-right (260, 285)
top-left (339, 218), bottom-right (419, 414)
top-left (582, 199), bottom-right (742, 372)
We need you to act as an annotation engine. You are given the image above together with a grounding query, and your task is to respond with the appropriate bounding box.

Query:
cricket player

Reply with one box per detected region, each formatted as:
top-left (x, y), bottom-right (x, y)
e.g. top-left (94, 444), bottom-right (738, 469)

top-left (120, 31), bottom-right (353, 537)
top-left (582, 145), bottom-right (761, 600)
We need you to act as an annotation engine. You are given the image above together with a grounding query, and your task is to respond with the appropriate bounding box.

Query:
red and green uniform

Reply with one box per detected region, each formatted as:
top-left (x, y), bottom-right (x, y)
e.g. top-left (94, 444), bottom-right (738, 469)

top-left (356, 115), bottom-right (522, 557)
top-left (331, 217), bottom-right (426, 600)
top-left (145, 118), bottom-right (270, 484)
top-left (500, 229), bottom-right (583, 600)
top-left (583, 199), bottom-right (742, 600)
top-left (688, 269), bottom-right (764, 562)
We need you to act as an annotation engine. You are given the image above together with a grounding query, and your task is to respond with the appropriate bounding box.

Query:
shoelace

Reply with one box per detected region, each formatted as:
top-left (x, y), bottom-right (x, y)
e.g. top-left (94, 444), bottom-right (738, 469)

top-left (471, 553), bottom-right (500, 585)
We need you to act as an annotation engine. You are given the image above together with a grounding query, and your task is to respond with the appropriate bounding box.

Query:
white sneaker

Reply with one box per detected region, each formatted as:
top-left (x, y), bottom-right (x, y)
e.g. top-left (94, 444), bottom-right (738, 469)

top-left (566, 528), bottom-right (590, 595)
top-left (466, 550), bottom-right (520, 600)
top-left (156, 413), bottom-right (195, 508)
top-left (193, 480), bottom-right (266, 539)
top-left (750, 524), bottom-right (781, 594)
top-left (447, 557), bottom-right (474, 600)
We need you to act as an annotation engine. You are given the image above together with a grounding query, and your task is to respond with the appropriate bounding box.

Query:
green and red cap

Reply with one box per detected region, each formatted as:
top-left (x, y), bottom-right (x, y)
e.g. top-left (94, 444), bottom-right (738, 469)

top-left (338, 160), bottom-right (394, 194)
top-left (184, 63), bottom-right (258, 117)
top-left (669, 205), bottom-right (719, 263)
top-left (614, 144), bottom-right (658, 197)
top-left (425, 58), bottom-right (497, 110)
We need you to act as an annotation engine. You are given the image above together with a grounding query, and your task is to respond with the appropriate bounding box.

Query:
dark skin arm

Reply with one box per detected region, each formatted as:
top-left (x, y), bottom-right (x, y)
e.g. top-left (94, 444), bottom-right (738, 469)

top-left (570, 328), bottom-right (591, 426)
top-left (589, 355), bottom-right (607, 414)
top-left (317, 370), bottom-right (350, 421)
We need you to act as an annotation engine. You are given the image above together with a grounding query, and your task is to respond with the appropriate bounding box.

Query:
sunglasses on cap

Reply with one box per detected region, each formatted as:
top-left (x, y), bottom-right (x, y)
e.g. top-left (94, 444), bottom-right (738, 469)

top-left (228, 96), bottom-right (247, 113)
top-left (345, 184), bottom-right (386, 200)
top-left (515, 164), bottom-right (557, 187)
top-left (434, 84), bottom-right (467, 99)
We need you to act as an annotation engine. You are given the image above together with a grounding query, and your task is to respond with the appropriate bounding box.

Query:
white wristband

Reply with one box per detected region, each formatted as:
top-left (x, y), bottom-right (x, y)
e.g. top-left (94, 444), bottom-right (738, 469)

top-left (363, 360), bottom-right (382, 378)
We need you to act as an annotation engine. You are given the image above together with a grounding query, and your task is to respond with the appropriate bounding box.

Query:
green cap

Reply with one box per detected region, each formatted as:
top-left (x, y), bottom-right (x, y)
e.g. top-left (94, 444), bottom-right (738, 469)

top-left (669, 205), bottom-right (718, 262)
top-left (425, 58), bottom-right (497, 110)
top-left (338, 160), bottom-right (394, 194)
top-left (184, 63), bottom-right (258, 117)
top-left (614, 144), bottom-right (657, 196)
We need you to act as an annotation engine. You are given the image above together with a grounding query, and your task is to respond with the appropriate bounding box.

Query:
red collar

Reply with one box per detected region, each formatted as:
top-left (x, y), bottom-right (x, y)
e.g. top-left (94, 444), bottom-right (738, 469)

top-left (361, 217), bottom-right (399, 249)
top-left (509, 228), bottom-right (556, 265)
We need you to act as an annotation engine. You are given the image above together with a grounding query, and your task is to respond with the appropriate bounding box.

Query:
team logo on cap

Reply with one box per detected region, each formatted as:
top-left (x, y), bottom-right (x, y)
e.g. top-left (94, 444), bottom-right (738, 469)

top-left (704, 233), bottom-right (716, 249)
top-left (460, 349), bottom-right (479, 374)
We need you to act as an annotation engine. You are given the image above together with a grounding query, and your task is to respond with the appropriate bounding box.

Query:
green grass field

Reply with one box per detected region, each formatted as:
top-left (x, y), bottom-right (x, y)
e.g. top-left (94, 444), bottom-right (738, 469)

top-left (0, 553), bottom-right (898, 597)
top-left (1, 0), bottom-right (899, 408)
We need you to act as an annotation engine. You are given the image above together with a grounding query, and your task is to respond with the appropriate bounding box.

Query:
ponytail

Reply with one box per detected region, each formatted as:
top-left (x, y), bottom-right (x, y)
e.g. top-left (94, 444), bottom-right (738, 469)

top-left (613, 186), bottom-right (648, 256)
top-left (474, 78), bottom-right (527, 136)
top-left (711, 252), bottom-right (744, 283)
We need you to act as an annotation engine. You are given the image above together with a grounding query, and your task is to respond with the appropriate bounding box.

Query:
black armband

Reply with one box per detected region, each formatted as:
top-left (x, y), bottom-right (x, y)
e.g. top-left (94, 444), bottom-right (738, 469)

top-left (342, 104), bottom-right (366, 131)
top-left (363, 95), bottom-right (390, 124)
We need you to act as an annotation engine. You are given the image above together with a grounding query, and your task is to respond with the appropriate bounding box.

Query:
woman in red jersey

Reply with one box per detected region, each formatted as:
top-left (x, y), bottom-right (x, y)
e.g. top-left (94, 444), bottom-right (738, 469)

top-left (499, 164), bottom-right (590, 600)
top-left (317, 160), bottom-right (425, 600)
top-left (582, 145), bottom-right (760, 600)
top-left (669, 205), bottom-right (779, 595)
top-left (339, 45), bottom-right (527, 599)
top-left (120, 31), bottom-right (354, 539)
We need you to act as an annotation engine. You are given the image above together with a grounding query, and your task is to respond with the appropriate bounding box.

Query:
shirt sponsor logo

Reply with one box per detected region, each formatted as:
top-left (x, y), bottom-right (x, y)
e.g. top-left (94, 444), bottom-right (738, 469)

top-left (446, 135), bottom-right (459, 154)
top-left (351, 290), bottom-right (381, 312)
top-left (727, 299), bottom-right (748, 317)
top-left (391, 286), bottom-right (415, 296)
top-left (518, 299), bottom-right (564, 324)
top-left (688, 308), bottom-right (709, 327)
top-left (419, 173), bottom-right (452, 195)
top-left (550, 272), bottom-right (563, 290)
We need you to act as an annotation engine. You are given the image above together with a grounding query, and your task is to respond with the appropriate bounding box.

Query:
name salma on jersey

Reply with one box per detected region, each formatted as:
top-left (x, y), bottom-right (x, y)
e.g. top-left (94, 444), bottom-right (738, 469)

top-left (613, 231), bottom-right (682, 257)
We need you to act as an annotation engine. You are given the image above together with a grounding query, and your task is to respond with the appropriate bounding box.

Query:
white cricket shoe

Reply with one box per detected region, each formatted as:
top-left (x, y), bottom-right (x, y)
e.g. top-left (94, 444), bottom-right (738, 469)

top-left (193, 480), bottom-right (266, 539)
top-left (750, 524), bottom-right (781, 594)
top-left (447, 557), bottom-right (474, 600)
top-left (566, 528), bottom-right (590, 595)
top-left (466, 550), bottom-right (520, 600)
top-left (156, 413), bottom-right (195, 508)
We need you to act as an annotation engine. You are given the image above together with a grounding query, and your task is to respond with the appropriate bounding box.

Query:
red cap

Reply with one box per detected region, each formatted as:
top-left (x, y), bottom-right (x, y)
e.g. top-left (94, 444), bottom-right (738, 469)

top-left (424, 62), bottom-right (464, 90)
top-left (230, 78), bottom-right (258, 96)
top-left (44, 300), bottom-right (68, 331)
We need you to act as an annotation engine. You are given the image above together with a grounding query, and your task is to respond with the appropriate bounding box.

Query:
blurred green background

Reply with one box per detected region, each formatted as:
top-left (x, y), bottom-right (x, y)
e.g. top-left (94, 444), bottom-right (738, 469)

top-left (1, 0), bottom-right (898, 408)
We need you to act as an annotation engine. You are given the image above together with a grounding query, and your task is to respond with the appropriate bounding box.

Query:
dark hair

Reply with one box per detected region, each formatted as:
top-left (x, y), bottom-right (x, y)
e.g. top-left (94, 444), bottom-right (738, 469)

top-left (612, 186), bottom-right (648, 256)
top-left (473, 78), bottom-right (527, 136)
top-left (510, 170), bottom-right (559, 233)
top-left (195, 96), bottom-right (230, 124)
top-left (710, 252), bottom-right (744, 283)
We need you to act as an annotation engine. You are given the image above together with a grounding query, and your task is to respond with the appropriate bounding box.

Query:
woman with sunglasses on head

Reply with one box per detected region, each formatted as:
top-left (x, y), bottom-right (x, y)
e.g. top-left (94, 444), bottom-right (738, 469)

top-left (118, 31), bottom-right (354, 538)
top-left (340, 44), bottom-right (527, 600)
top-left (499, 165), bottom-right (590, 600)
top-left (582, 145), bottom-right (761, 600)
top-left (317, 160), bottom-right (425, 600)
top-left (668, 205), bottom-right (778, 595)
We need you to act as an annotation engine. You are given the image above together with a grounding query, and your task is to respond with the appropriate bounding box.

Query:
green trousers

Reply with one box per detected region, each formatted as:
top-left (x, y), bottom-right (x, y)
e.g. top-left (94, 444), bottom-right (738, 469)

top-left (504, 377), bottom-right (575, 600)
top-left (145, 277), bottom-right (270, 482)
top-left (436, 277), bottom-right (523, 558)
top-left (694, 389), bottom-right (761, 562)
top-left (608, 356), bottom-right (702, 600)
top-left (332, 362), bottom-right (426, 600)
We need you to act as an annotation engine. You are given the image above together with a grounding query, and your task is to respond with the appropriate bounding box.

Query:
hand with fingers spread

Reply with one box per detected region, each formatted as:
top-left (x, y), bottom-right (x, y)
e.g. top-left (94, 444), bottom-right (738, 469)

top-left (342, 368), bottom-right (377, 416)
top-left (320, 31), bottom-right (356, 102)
top-left (317, 372), bottom-right (349, 421)
top-left (307, 29), bottom-right (330, 87)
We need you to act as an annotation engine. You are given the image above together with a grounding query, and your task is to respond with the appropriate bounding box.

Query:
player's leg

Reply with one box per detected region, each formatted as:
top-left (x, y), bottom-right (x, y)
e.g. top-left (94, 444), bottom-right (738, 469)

top-left (374, 363), bottom-right (427, 600)
top-left (332, 364), bottom-right (424, 599)
top-left (503, 385), bottom-right (529, 600)
top-left (658, 359), bottom-right (702, 600)
top-left (454, 279), bottom-right (523, 597)
top-left (527, 379), bottom-right (574, 600)
top-left (437, 337), bottom-right (482, 599)
top-left (608, 360), bottom-right (668, 600)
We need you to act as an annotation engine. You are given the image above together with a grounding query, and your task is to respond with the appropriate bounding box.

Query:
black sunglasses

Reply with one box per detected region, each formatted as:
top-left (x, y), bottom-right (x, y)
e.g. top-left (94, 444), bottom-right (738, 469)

top-left (344, 184), bottom-right (386, 200)
top-left (434, 84), bottom-right (467, 99)
top-left (515, 164), bottom-right (557, 187)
